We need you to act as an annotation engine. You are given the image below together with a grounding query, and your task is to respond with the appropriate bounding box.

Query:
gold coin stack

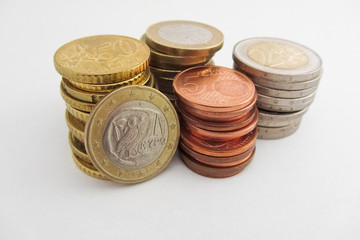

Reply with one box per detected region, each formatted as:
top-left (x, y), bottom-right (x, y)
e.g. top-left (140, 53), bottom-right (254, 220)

top-left (54, 35), bottom-right (152, 179)
top-left (142, 20), bottom-right (224, 104)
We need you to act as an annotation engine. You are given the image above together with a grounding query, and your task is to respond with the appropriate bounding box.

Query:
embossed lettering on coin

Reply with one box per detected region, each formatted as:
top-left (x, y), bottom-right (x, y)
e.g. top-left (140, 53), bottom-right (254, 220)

top-left (158, 24), bottom-right (213, 45)
top-left (102, 100), bottom-right (168, 169)
top-left (247, 42), bottom-right (308, 69)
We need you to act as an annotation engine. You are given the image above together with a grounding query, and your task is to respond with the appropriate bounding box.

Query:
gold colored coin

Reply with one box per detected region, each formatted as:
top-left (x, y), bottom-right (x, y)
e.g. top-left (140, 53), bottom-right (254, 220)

top-left (72, 154), bottom-right (108, 180)
top-left (66, 68), bottom-right (150, 93)
top-left (62, 79), bottom-right (106, 103)
top-left (145, 20), bottom-right (224, 57)
top-left (60, 83), bottom-right (95, 112)
top-left (151, 66), bottom-right (180, 79)
top-left (145, 73), bottom-right (155, 88)
top-left (54, 35), bottom-right (150, 84)
top-left (85, 85), bottom-right (180, 184)
top-left (66, 104), bottom-right (89, 123)
top-left (65, 110), bottom-right (85, 142)
top-left (68, 132), bottom-right (91, 163)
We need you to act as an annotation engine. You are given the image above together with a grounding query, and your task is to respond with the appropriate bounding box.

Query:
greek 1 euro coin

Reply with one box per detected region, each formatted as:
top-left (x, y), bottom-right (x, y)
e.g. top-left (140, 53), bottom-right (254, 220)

top-left (54, 35), bottom-right (150, 84)
top-left (233, 37), bottom-right (322, 82)
top-left (84, 85), bottom-right (180, 183)
top-left (145, 20), bottom-right (223, 56)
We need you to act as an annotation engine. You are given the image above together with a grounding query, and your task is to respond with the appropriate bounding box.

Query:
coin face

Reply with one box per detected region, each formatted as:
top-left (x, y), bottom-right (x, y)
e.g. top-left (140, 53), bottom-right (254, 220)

top-left (173, 66), bottom-right (256, 111)
top-left (146, 20), bottom-right (223, 56)
top-left (233, 37), bottom-right (322, 82)
top-left (85, 85), bottom-right (180, 183)
top-left (54, 35), bottom-right (150, 84)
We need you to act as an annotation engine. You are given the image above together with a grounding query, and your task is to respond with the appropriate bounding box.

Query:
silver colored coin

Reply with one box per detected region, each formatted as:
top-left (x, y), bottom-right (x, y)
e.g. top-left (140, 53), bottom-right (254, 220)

top-left (257, 92), bottom-right (316, 112)
top-left (255, 83), bottom-right (318, 99)
top-left (258, 108), bottom-right (308, 127)
top-left (257, 119), bottom-right (301, 139)
top-left (233, 37), bottom-right (322, 82)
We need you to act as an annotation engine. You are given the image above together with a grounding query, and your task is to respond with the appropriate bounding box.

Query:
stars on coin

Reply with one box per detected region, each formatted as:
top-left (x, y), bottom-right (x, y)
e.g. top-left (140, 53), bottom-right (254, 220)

top-left (93, 140), bottom-right (101, 148)
top-left (96, 118), bottom-right (103, 126)
top-left (149, 93), bottom-right (155, 100)
top-left (163, 106), bottom-right (169, 112)
top-left (167, 142), bottom-right (174, 150)
top-left (109, 99), bottom-right (116, 106)
top-left (129, 91), bottom-right (135, 98)
top-left (170, 123), bottom-right (176, 130)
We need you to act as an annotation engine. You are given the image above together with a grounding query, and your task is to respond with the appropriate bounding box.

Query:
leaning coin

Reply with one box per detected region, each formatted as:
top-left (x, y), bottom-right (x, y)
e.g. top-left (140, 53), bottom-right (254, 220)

top-left (72, 154), bottom-right (108, 180)
top-left (66, 104), bottom-right (90, 123)
top-left (233, 37), bottom-right (322, 82)
top-left (60, 83), bottom-right (95, 112)
top-left (84, 85), bottom-right (180, 184)
top-left (54, 35), bottom-right (150, 84)
top-left (68, 132), bottom-right (91, 164)
top-left (146, 20), bottom-right (223, 56)
top-left (65, 110), bottom-right (85, 142)
top-left (62, 79), bottom-right (106, 103)
top-left (257, 119), bottom-right (301, 139)
top-left (258, 108), bottom-right (308, 127)
top-left (257, 92), bottom-right (316, 112)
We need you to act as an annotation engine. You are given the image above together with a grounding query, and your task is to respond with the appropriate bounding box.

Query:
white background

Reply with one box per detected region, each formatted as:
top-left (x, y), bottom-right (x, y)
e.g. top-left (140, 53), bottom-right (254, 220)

top-left (0, 0), bottom-right (359, 239)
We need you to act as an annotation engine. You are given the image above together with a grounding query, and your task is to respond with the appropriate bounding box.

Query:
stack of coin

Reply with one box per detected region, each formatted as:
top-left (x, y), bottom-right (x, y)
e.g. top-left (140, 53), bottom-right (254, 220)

top-left (173, 66), bottom-right (258, 178)
top-left (142, 20), bottom-right (223, 103)
top-left (54, 35), bottom-right (154, 179)
top-left (233, 37), bottom-right (322, 139)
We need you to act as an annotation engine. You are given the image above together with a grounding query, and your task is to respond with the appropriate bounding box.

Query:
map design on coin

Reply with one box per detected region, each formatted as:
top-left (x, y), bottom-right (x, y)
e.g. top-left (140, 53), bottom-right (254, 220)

top-left (158, 23), bottom-right (213, 45)
top-left (102, 100), bottom-right (168, 169)
top-left (247, 42), bottom-right (308, 70)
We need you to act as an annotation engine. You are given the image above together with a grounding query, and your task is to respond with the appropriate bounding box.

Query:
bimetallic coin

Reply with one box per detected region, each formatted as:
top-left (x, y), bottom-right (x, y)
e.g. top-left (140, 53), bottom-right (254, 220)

top-left (66, 104), bottom-right (90, 123)
top-left (258, 108), bottom-right (308, 127)
top-left (66, 68), bottom-right (150, 93)
top-left (173, 66), bottom-right (256, 112)
top-left (62, 79), bottom-right (106, 103)
top-left (180, 148), bottom-right (254, 178)
top-left (54, 35), bottom-right (150, 84)
top-left (65, 110), bottom-right (85, 142)
top-left (72, 154), bottom-right (108, 180)
top-left (257, 92), bottom-right (316, 112)
top-left (257, 119), bottom-right (301, 139)
top-left (146, 20), bottom-right (223, 56)
top-left (255, 83), bottom-right (318, 99)
top-left (68, 132), bottom-right (91, 164)
top-left (85, 85), bottom-right (180, 184)
top-left (60, 83), bottom-right (95, 112)
top-left (233, 37), bottom-right (322, 82)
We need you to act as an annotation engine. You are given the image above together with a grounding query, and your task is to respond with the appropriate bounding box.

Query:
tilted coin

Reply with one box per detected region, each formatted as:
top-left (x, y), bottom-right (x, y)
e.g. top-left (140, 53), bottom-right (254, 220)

top-left (257, 119), bottom-right (301, 139)
top-left (54, 35), bottom-right (150, 84)
top-left (66, 68), bottom-right (150, 93)
top-left (60, 83), bottom-right (95, 112)
top-left (173, 66), bottom-right (256, 112)
top-left (72, 154), bottom-right (108, 180)
top-left (65, 110), bottom-right (85, 142)
top-left (66, 104), bottom-right (90, 123)
top-left (146, 20), bottom-right (223, 56)
top-left (85, 85), bottom-right (180, 183)
top-left (233, 37), bottom-right (322, 82)
top-left (257, 92), bottom-right (316, 112)
top-left (62, 79), bottom-right (106, 103)
top-left (68, 132), bottom-right (91, 164)
top-left (150, 66), bottom-right (181, 79)
top-left (258, 108), bottom-right (308, 127)
top-left (255, 83), bottom-right (318, 99)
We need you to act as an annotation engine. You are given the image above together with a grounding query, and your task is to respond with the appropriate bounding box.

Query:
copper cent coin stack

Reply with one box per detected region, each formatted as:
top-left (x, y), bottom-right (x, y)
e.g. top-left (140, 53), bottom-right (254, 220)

top-left (173, 66), bottom-right (258, 178)
top-left (233, 37), bottom-right (322, 139)
top-left (54, 35), bottom-right (158, 180)
top-left (142, 20), bottom-right (223, 104)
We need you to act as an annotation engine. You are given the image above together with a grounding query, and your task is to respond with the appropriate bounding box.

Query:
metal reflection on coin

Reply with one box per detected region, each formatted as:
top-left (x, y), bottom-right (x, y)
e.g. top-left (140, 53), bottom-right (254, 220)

top-left (85, 85), bottom-right (180, 183)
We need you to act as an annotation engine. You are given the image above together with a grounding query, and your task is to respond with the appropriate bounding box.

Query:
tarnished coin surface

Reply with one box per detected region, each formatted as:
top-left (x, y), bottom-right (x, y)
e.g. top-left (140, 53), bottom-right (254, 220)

top-left (145, 20), bottom-right (223, 56)
top-left (85, 85), bottom-right (180, 183)
top-left (233, 37), bottom-right (322, 82)
top-left (54, 35), bottom-right (150, 84)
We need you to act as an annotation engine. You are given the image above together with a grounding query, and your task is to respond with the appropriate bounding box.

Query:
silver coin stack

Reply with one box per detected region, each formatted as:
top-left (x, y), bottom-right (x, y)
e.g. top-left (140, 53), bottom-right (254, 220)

top-left (233, 37), bottom-right (322, 139)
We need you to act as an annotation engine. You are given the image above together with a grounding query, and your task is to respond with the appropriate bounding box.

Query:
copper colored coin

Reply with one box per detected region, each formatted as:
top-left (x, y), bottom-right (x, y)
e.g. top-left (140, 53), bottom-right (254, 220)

top-left (181, 128), bottom-right (257, 157)
top-left (176, 94), bottom-right (257, 122)
top-left (180, 148), bottom-right (254, 178)
top-left (173, 66), bottom-right (256, 112)
top-left (177, 102), bottom-right (258, 131)
top-left (180, 140), bottom-right (255, 167)
top-left (181, 111), bottom-right (258, 142)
